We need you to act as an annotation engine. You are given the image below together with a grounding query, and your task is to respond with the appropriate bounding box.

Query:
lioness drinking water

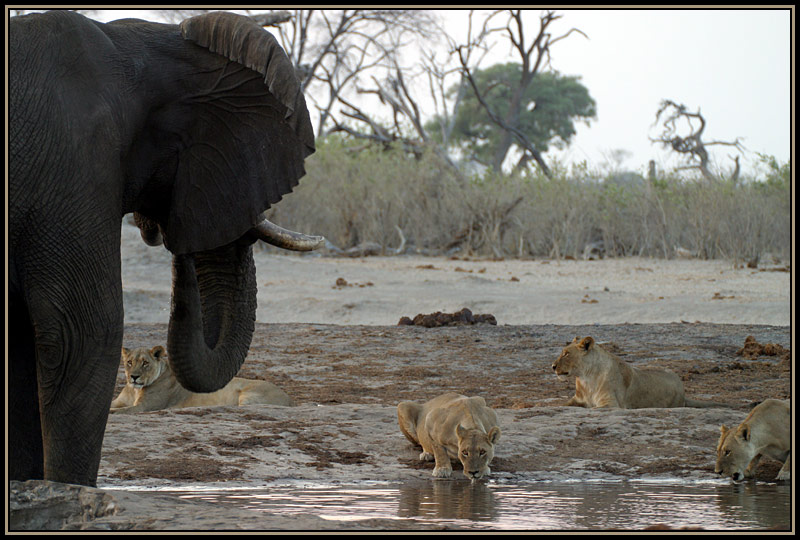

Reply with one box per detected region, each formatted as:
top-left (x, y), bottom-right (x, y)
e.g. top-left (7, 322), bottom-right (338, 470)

top-left (110, 346), bottom-right (295, 413)
top-left (397, 392), bottom-right (501, 480)
top-left (715, 399), bottom-right (791, 481)
top-left (552, 336), bottom-right (731, 409)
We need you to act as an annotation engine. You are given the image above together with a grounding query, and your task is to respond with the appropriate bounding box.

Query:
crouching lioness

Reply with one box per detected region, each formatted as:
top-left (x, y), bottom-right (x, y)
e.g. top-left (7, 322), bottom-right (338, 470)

top-left (110, 346), bottom-right (295, 413)
top-left (715, 399), bottom-right (791, 482)
top-left (397, 392), bottom-right (501, 480)
top-left (552, 336), bottom-right (731, 409)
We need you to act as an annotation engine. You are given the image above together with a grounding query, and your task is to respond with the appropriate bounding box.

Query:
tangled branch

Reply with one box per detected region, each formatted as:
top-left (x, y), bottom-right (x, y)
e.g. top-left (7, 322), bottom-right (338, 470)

top-left (651, 99), bottom-right (745, 181)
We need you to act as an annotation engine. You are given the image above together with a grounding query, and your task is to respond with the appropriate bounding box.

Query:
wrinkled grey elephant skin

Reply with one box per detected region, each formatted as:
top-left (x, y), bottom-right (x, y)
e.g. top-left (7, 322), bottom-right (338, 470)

top-left (8, 10), bottom-right (315, 486)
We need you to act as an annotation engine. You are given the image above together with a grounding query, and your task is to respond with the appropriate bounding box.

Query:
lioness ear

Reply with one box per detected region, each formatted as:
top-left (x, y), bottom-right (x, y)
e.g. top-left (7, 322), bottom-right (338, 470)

top-left (716, 426), bottom-right (729, 451)
top-left (151, 345), bottom-right (167, 359)
top-left (488, 426), bottom-right (501, 445)
top-left (738, 425), bottom-right (750, 442)
top-left (121, 347), bottom-right (129, 359)
top-left (572, 336), bottom-right (581, 344)
top-left (456, 424), bottom-right (469, 440)
top-left (579, 336), bottom-right (594, 350)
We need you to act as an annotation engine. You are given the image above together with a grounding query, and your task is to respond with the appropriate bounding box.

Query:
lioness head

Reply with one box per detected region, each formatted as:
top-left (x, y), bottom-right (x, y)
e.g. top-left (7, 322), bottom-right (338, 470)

top-left (456, 425), bottom-right (501, 480)
top-left (121, 346), bottom-right (168, 388)
top-left (552, 336), bottom-right (595, 376)
top-left (715, 424), bottom-right (754, 482)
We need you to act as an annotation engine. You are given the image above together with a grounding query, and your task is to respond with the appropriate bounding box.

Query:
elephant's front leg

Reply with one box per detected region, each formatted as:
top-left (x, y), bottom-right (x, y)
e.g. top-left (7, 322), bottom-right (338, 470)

top-left (23, 237), bottom-right (124, 486)
top-left (8, 291), bottom-right (44, 481)
top-left (35, 302), bottom-right (123, 484)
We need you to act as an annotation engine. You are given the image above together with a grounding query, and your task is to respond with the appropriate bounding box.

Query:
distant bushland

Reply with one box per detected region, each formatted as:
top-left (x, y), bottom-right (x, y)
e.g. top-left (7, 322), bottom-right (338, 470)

top-left (264, 138), bottom-right (791, 264)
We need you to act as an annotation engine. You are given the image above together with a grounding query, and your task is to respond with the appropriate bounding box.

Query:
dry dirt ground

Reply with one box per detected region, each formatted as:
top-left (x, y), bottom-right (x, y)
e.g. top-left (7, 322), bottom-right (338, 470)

top-left (9, 320), bottom-right (792, 531)
top-left (109, 324), bottom-right (791, 481)
top-left (12, 321), bottom-right (788, 530)
top-left (103, 322), bottom-right (790, 484)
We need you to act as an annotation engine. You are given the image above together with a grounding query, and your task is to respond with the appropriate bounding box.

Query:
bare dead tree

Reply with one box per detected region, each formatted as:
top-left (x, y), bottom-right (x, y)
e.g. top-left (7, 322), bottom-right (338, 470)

top-left (423, 12), bottom-right (499, 151)
top-left (651, 99), bottom-right (745, 181)
top-left (313, 12), bottom-right (470, 171)
top-left (455, 10), bottom-right (588, 176)
top-left (268, 9), bottom-right (436, 137)
top-left (312, 28), bottom-right (394, 135)
top-left (325, 34), bottom-right (428, 155)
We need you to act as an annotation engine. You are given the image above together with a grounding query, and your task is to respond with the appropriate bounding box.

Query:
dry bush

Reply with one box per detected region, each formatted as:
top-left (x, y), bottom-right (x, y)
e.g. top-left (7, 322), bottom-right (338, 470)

top-left (265, 140), bottom-right (791, 261)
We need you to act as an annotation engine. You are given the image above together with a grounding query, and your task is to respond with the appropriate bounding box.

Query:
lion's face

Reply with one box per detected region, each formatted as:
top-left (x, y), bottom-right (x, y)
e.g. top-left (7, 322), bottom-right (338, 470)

top-left (552, 336), bottom-right (595, 376)
top-left (456, 425), bottom-right (501, 480)
top-left (715, 424), bottom-right (754, 481)
top-left (122, 346), bottom-right (168, 388)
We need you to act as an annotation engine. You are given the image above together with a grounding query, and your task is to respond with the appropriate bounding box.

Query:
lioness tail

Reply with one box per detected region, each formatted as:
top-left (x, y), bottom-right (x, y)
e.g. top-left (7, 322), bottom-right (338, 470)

top-left (684, 398), bottom-right (736, 409)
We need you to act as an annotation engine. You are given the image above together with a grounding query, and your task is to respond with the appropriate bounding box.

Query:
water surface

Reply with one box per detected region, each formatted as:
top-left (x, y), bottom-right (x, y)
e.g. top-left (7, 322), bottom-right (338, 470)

top-left (152, 479), bottom-right (791, 530)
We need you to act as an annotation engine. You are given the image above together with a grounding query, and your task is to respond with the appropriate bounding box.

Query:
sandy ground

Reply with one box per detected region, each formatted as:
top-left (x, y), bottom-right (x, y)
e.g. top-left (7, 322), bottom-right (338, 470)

top-left (8, 221), bottom-right (793, 531)
top-left (120, 221), bottom-right (791, 327)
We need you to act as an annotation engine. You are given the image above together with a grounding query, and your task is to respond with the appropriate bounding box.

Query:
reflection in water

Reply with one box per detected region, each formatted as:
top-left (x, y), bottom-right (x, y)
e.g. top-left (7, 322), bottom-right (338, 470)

top-left (169, 480), bottom-right (791, 530)
top-left (714, 481), bottom-right (793, 530)
top-left (397, 479), bottom-right (497, 521)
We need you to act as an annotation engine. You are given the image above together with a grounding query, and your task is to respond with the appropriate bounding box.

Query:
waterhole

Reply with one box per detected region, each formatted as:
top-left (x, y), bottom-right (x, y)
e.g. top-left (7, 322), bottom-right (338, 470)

top-left (153, 479), bottom-right (790, 530)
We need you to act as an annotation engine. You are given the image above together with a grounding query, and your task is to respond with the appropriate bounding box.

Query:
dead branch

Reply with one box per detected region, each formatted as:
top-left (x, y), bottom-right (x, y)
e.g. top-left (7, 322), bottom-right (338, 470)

top-left (651, 99), bottom-right (745, 181)
top-left (454, 10), bottom-right (588, 176)
top-left (456, 43), bottom-right (551, 177)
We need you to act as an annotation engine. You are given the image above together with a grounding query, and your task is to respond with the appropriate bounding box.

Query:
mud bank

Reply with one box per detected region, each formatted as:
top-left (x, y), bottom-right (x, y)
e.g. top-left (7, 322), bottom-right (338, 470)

top-left (10, 322), bottom-right (790, 531)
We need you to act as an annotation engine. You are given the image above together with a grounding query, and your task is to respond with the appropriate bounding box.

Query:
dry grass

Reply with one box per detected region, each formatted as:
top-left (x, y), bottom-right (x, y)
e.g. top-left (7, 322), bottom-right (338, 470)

top-left (265, 139), bottom-right (791, 262)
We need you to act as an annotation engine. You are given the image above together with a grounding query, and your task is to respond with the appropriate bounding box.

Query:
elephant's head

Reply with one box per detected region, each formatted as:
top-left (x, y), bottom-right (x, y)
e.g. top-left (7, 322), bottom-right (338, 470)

top-left (117, 11), bottom-right (322, 392)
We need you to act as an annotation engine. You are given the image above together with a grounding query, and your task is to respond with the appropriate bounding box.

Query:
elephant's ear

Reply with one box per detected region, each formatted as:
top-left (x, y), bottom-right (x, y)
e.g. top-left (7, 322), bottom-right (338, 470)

top-left (179, 12), bottom-right (314, 150)
top-left (165, 12), bottom-right (315, 255)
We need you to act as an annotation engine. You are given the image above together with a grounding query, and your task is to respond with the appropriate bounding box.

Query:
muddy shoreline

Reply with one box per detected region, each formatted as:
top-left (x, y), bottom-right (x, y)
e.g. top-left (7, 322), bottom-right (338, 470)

top-left (10, 321), bottom-right (791, 531)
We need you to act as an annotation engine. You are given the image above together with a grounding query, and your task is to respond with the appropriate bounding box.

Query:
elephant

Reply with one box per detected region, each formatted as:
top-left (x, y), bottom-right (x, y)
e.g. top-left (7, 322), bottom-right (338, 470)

top-left (9, 10), bottom-right (323, 486)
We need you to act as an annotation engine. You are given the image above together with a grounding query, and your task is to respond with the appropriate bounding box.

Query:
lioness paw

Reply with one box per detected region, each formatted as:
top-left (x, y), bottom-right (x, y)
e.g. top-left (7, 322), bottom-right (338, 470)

top-left (432, 466), bottom-right (452, 478)
top-left (776, 470), bottom-right (791, 481)
top-left (420, 451), bottom-right (434, 462)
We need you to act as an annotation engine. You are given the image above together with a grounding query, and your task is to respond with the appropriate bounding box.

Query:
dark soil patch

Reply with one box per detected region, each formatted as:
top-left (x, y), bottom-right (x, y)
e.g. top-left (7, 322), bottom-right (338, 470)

top-left (109, 456), bottom-right (244, 482)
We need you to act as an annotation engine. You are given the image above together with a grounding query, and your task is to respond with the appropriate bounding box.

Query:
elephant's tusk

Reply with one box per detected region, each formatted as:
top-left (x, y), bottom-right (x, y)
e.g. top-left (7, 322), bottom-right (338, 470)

top-left (252, 215), bottom-right (324, 252)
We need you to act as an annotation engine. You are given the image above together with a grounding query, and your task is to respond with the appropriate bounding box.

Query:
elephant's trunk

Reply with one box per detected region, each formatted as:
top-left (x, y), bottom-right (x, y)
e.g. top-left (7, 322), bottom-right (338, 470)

top-left (166, 239), bottom-right (256, 393)
top-left (133, 212), bottom-right (164, 246)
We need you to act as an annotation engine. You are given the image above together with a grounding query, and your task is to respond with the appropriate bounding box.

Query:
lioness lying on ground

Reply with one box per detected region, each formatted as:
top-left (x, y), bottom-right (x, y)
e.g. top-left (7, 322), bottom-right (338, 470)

top-left (397, 392), bottom-right (501, 480)
top-left (552, 336), bottom-right (731, 409)
top-left (715, 399), bottom-right (791, 481)
top-left (110, 346), bottom-right (295, 413)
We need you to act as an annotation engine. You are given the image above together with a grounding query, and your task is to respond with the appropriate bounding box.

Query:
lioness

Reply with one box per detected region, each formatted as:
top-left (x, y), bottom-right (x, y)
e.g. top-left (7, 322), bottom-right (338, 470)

top-left (397, 392), bottom-right (501, 480)
top-left (110, 346), bottom-right (295, 413)
top-left (552, 336), bottom-right (731, 409)
top-left (715, 399), bottom-right (790, 481)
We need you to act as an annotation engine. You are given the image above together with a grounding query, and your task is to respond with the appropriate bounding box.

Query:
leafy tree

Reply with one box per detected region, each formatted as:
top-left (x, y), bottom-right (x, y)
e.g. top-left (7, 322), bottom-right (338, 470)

top-left (432, 63), bottom-right (595, 172)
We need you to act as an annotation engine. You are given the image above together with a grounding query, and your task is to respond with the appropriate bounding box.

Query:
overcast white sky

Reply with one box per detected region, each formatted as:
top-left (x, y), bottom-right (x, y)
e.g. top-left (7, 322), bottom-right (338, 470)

top-left (86, 8), bottom-right (792, 178)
